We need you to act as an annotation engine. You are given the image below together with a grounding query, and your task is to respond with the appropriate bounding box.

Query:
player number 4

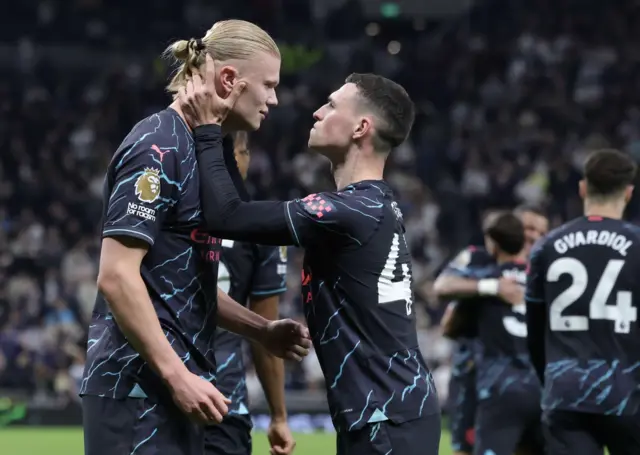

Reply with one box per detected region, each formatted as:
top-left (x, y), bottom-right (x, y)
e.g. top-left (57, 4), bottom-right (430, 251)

top-left (378, 233), bottom-right (413, 315)
top-left (547, 258), bottom-right (637, 333)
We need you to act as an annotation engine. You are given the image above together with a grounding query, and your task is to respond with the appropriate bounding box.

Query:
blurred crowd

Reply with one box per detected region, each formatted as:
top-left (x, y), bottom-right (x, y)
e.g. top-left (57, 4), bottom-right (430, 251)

top-left (3, 0), bottom-right (640, 407)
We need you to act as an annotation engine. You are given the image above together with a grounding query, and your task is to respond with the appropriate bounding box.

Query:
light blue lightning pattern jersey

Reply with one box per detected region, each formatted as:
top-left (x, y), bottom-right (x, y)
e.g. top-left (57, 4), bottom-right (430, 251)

top-left (526, 216), bottom-right (640, 416)
top-left (447, 258), bottom-right (540, 402)
top-left (81, 108), bottom-right (222, 401)
top-left (286, 181), bottom-right (439, 432)
top-left (213, 240), bottom-right (287, 416)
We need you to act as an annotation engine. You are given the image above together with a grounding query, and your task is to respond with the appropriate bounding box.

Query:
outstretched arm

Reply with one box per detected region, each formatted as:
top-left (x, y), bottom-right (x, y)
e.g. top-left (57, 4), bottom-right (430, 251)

top-left (217, 287), bottom-right (270, 341)
top-left (181, 56), bottom-right (363, 249)
top-left (434, 247), bottom-right (524, 305)
top-left (195, 125), bottom-right (295, 246)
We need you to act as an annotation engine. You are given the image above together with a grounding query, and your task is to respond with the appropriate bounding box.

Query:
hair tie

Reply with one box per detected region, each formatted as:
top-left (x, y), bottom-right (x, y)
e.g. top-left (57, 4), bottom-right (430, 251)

top-left (195, 38), bottom-right (205, 51)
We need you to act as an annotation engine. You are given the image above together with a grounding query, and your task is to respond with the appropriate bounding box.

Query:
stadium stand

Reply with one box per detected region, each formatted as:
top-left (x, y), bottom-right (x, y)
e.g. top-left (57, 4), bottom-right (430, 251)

top-left (2, 0), bottom-right (640, 421)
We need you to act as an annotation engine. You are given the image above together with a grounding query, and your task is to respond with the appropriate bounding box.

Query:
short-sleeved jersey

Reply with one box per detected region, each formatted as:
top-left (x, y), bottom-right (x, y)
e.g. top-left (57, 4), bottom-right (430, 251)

top-left (448, 255), bottom-right (539, 400)
top-left (214, 240), bottom-right (287, 415)
top-left (81, 108), bottom-right (222, 400)
top-left (284, 181), bottom-right (438, 432)
top-left (526, 216), bottom-right (640, 416)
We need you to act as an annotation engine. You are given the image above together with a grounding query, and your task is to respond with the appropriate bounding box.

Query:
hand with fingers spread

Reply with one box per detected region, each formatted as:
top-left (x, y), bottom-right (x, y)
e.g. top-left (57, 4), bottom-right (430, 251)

top-left (178, 54), bottom-right (246, 129)
top-left (165, 369), bottom-right (231, 424)
top-left (258, 319), bottom-right (312, 361)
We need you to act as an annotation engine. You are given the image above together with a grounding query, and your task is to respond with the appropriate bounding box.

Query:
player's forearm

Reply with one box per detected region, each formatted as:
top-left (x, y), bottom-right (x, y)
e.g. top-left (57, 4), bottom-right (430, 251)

top-left (194, 125), bottom-right (294, 246)
top-left (251, 344), bottom-right (287, 420)
top-left (217, 288), bottom-right (269, 342)
top-left (97, 270), bottom-right (186, 382)
top-left (441, 302), bottom-right (463, 339)
top-left (250, 296), bottom-right (287, 420)
top-left (433, 275), bottom-right (483, 299)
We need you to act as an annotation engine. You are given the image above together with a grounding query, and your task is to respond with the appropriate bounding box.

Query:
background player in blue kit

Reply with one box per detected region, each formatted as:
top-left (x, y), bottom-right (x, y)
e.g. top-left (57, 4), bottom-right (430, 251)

top-left (526, 149), bottom-right (640, 455)
top-left (179, 58), bottom-right (441, 455)
top-left (205, 131), bottom-right (294, 455)
top-left (437, 247), bottom-right (494, 455)
top-left (82, 21), bottom-right (311, 455)
top-left (434, 206), bottom-right (548, 455)
top-left (438, 212), bottom-right (543, 455)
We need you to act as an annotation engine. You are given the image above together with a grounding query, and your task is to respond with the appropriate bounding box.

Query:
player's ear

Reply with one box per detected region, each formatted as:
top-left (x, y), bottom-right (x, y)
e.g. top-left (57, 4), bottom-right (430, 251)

top-left (578, 180), bottom-right (587, 200)
top-left (483, 235), bottom-right (496, 257)
top-left (218, 65), bottom-right (239, 97)
top-left (352, 116), bottom-right (372, 141)
top-left (625, 185), bottom-right (634, 203)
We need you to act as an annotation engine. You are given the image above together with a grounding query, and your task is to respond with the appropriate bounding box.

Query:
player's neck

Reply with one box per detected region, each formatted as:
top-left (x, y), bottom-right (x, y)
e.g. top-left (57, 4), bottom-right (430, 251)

top-left (583, 200), bottom-right (625, 220)
top-left (169, 102), bottom-right (191, 131)
top-left (168, 102), bottom-right (233, 135)
top-left (495, 251), bottom-right (526, 264)
top-left (332, 145), bottom-right (385, 190)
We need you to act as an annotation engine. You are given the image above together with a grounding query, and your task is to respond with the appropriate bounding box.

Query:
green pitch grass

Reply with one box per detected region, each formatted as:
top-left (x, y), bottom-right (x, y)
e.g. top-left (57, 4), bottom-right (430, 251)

top-left (0, 427), bottom-right (454, 455)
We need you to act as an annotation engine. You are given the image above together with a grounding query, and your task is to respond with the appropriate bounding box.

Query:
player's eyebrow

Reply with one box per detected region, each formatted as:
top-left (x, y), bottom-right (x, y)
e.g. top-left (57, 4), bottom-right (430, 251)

top-left (327, 96), bottom-right (336, 106)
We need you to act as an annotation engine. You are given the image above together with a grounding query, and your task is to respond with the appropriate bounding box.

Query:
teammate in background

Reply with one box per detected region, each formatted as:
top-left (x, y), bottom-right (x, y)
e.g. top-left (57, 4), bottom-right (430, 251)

top-left (434, 205), bottom-right (548, 315)
top-left (82, 21), bottom-right (310, 455)
top-left (458, 213), bottom-right (542, 455)
top-left (437, 213), bottom-right (543, 455)
top-left (206, 132), bottom-right (294, 455)
top-left (515, 204), bottom-right (550, 255)
top-left (437, 247), bottom-right (493, 455)
top-left (526, 149), bottom-right (640, 455)
top-left (181, 61), bottom-right (441, 455)
top-left (434, 206), bottom-right (548, 455)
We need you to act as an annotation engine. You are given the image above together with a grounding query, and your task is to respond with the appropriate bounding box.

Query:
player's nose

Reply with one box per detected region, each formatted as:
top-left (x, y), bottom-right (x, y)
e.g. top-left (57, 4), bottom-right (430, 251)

top-left (267, 89), bottom-right (278, 107)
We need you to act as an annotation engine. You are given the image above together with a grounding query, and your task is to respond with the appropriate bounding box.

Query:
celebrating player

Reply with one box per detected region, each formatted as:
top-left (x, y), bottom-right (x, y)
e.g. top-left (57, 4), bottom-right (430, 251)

top-left (434, 206), bottom-right (548, 455)
top-left (82, 20), bottom-right (310, 455)
top-left (515, 204), bottom-right (550, 255)
top-left (434, 205), bottom-right (548, 310)
top-left (436, 247), bottom-right (494, 455)
top-left (437, 212), bottom-right (543, 455)
top-left (205, 132), bottom-right (294, 455)
top-left (526, 149), bottom-right (640, 455)
top-left (179, 60), bottom-right (440, 455)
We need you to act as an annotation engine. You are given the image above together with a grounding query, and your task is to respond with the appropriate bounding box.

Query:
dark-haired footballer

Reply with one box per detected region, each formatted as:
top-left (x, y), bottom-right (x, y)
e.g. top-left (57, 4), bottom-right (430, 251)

top-left (436, 246), bottom-right (493, 455)
top-left (442, 212), bottom-right (543, 455)
top-left (526, 149), bottom-right (640, 455)
top-left (434, 206), bottom-right (548, 455)
top-left (187, 74), bottom-right (441, 455)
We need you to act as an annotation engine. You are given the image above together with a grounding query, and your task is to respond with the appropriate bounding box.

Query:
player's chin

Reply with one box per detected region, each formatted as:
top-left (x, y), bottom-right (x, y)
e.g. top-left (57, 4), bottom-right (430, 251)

top-left (240, 115), bottom-right (262, 132)
top-left (307, 134), bottom-right (323, 150)
top-left (246, 119), bottom-right (262, 131)
top-left (308, 142), bottom-right (336, 159)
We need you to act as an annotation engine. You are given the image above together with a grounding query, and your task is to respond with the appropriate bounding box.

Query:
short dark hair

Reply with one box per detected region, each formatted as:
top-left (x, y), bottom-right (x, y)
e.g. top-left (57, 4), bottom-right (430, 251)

top-left (345, 73), bottom-right (415, 151)
top-left (483, 211), bottom-right (525, 255)
top-left (584, 149), bottom-right (637, 198)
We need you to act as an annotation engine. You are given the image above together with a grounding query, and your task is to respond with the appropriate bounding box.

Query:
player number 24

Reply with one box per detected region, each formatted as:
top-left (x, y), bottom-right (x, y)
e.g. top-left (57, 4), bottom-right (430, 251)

top-left (547, 258), bottom-right (637, 333)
